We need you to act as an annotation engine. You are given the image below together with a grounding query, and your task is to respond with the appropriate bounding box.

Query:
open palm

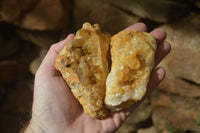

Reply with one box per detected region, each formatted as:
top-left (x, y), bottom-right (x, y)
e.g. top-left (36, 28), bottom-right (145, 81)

top-left (25, 23), bottom-right (171, 133)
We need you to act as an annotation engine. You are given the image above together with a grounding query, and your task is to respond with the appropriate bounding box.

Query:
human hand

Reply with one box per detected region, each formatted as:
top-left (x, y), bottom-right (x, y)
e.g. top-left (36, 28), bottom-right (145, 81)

top-left (25, 23), bottom-right (171, 133)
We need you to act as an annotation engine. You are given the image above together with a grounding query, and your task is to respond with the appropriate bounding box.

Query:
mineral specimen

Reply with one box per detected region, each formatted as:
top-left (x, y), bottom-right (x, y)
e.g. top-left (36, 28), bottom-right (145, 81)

top-left (55, 22), bottom-right (110, 118)
top-left (105, 30), bottom-right (157, 111)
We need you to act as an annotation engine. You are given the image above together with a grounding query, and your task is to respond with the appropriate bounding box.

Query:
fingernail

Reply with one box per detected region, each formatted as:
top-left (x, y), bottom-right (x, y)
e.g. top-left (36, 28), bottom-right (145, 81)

top-left (163, 41), bottom-right (171, 51)
top-left (157, 67), bottom-right (166, 80)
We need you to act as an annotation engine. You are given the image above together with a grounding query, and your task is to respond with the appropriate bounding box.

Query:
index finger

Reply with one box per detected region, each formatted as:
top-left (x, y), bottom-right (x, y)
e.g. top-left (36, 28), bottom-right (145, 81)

top-left (124, 23), bottom-right (147, 32)
top-left (37, 34), bottom-right (74, 74)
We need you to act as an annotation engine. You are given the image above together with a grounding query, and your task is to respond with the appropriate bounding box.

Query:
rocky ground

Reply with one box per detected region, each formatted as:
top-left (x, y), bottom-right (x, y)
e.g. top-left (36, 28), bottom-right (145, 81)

top-left (0, 0), bottom-right (200, 132)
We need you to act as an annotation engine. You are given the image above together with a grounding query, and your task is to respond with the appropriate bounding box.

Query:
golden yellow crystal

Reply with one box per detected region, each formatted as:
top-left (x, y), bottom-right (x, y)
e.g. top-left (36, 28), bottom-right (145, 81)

top-left (55, 22), bottom-right (110, 118)
top-left (105, 30), bottom-right (157, 111)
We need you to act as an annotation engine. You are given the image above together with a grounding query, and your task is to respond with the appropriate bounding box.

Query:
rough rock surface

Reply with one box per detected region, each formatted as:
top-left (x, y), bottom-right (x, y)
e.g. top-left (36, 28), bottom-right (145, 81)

top-left (105, 0), bottom-right (190, 23)
top-left (196, 1), bottom-right (200, 8)
top-left (151, 90), bottom-right (200, 132)
top-left (0, 0), bottom-right (71, 30)
top-left (117, 99), bottom-right (153, 133)
top-left (16, 30), bottom-right (60, 48)
top-left (0, 61), bottom-right (26, 85)
top-left (0, 81), bottom-right (33, 133)
top-left (74, 0), bottom-right (139, 34)
top-left (0, 41), bottom-right (38, 84)
top-left (160, 13), bottom-right (200, 84)
top-left (159, 73), bottom-right (200, 98)
top-left (0, 0), bottom-right (39, 22)
top-left (137, 126), bottom-right (157, 133)
top-left (0, 32), bottom-right (20, 59)
top-left (0, 81), bottom-right (33, 115)
top-left (158, 13), bottom-right (200, 97)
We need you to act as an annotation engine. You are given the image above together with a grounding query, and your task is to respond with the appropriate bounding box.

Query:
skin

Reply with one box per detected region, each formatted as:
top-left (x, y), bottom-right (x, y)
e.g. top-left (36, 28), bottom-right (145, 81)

top-left (25, 23), bottom-right (171, 133)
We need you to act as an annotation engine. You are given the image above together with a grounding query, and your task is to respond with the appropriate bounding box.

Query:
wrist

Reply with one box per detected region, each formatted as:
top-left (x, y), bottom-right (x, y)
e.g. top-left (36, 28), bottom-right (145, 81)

top-left (24, 119), bottom-right (45, 133)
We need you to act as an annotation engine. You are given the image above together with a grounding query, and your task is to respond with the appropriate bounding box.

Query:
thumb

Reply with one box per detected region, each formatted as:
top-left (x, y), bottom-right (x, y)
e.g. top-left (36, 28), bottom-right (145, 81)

top-left (36, 34), bottom-right (74, 75)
